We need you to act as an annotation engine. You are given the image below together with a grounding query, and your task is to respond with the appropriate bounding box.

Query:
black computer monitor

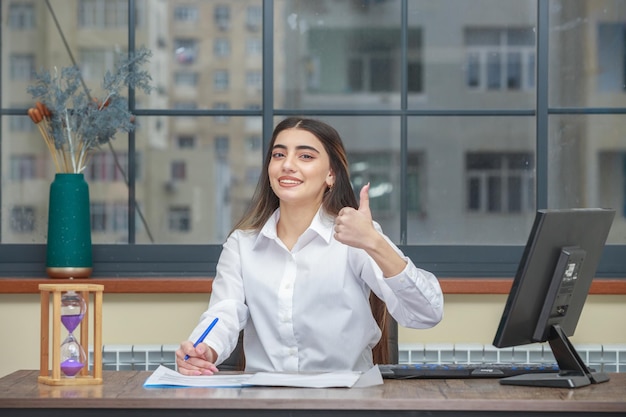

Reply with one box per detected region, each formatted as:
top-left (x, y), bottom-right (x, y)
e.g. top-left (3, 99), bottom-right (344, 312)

top-left (492, 208), bottom-right (615, 388)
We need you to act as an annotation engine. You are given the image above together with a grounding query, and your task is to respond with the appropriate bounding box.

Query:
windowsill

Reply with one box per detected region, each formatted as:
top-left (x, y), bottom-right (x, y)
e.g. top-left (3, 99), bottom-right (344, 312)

top-left (1, 277), bottom-right (625, 295)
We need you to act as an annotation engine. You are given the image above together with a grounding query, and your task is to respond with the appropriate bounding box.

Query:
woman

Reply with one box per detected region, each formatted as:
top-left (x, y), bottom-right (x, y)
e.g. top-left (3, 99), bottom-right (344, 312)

top-left (176, 117), bottom-right (443, 375)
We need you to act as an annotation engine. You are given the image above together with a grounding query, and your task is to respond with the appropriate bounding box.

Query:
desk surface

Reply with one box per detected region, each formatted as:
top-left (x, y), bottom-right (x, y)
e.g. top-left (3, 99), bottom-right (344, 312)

top-left (1, 370), bottom-right (625, 416)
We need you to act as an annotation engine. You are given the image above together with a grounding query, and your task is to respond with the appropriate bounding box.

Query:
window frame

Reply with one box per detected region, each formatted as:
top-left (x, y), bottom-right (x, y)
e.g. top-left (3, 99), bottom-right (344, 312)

top-left (0, 0), bottom-right (625, 281)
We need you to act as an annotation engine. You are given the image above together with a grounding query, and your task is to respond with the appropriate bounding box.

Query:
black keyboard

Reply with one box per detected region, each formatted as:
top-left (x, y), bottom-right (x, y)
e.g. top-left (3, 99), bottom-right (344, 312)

top-left (379, 363), bottom-right (560, 379)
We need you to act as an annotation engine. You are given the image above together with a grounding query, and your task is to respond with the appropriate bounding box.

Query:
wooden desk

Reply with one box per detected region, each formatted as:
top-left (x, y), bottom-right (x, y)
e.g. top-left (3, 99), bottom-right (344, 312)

top-left (1, 370), bottom-right (625, 416)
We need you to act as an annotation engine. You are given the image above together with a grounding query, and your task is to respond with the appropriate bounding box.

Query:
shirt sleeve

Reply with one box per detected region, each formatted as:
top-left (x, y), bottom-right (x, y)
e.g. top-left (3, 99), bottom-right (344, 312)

top-left (188, 232), bottom-right (249, 365)
top-left (349, 223), bottom-right (444, 329)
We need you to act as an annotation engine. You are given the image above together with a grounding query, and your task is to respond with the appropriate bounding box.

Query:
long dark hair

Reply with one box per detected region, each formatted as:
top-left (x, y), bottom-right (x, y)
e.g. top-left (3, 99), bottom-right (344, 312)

top-left (232, 117), bottom-right (390, 365)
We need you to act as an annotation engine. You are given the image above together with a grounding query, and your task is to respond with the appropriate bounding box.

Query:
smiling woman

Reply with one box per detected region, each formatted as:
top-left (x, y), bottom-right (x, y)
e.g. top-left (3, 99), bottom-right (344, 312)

top-left (174, 117), bottom-right (443, 376)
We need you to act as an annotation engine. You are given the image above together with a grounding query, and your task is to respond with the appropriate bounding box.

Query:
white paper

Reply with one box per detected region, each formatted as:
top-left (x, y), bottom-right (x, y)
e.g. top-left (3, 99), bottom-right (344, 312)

top-left (143, 365), bottom-right (383, 388)
top-left (143, 365), bottom-right (251, 388)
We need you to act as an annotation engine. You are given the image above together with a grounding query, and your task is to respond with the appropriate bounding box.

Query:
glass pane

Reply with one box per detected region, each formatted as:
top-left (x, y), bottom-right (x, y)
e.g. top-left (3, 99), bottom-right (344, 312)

top-left (550, 0), bottom-right (626, 107)
top-left (2, 114), bottom-right (49, 243)
top-left (276, 0), bottom-right (402, 110)
top-left (139, 0), bottom-right (263, 109)
top-left (549, 115), bottom-right (626, 244)
top-left (84, 138), bottom-right (130, 244)
top-left (407, 116), bottom-right (536, 245)
top-left (134, 116), bottom-right (262, 244)
top-left (408, 0), bottom-right (536, 109)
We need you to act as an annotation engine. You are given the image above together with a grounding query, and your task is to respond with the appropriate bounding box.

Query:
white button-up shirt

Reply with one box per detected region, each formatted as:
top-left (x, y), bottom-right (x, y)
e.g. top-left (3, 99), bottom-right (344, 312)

top-left (189, 209), bottom-right (443, 372)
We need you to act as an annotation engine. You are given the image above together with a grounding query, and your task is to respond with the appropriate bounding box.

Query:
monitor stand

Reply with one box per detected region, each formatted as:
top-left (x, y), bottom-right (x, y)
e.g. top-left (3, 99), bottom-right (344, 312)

top-left (499, 325), bottom-right (610, 388)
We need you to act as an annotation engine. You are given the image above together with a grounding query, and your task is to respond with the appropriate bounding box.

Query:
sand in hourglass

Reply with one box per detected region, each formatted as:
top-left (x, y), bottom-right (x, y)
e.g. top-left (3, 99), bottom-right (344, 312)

top-left (60, 314), bottom-right (85, 377)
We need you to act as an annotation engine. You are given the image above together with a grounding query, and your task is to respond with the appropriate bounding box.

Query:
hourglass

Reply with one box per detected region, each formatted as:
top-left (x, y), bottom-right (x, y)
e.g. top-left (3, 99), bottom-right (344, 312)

top-left (39, 283), bottom-right (103, 386)
top-left (60, 290), bottom-right (87, 377)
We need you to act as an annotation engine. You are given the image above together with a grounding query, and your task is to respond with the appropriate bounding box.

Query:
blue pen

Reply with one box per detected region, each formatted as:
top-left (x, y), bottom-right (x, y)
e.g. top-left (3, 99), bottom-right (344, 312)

top-left (184, 317), bottom-right (219, 361)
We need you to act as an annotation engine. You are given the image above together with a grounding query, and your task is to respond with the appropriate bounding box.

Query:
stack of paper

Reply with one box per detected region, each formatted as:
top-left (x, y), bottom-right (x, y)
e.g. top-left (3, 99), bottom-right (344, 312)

top-left (143, 364), bottom-right (383, 388)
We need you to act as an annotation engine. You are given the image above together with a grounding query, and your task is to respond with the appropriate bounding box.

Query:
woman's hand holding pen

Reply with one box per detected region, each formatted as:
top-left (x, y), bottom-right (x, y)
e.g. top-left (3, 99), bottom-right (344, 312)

top-left (176, 341), bottom-right (220, 375)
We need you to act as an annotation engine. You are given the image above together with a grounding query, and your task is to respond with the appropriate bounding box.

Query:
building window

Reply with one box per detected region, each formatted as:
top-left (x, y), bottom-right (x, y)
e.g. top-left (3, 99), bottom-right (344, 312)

top-left (214, 70), bottom-right (229, 91)
top-left (85, 152), bottom-right (130, 182)
top-left (465, 27), bottom-right (535, 91)
top-left (91, 202), bottom-right (107, 232)
top-left (307, 28), bottom-right (421, 94)
top-left (348, 53), bottom-right (393, 93)
top-left (246, 38), bottom-right (262, 57)
top-left (407, 60), bottom-right (423, 93)
top-left (173, 5), bottom-right (198, 23)
top-left (112, 202), bottom-right (128, 232)
top-left (349, 152), bottom-right (423, 215)
top-left (407, 153), bottom-right (424, 214)
top-left (215, 136), bottom-right (229, 158)
top-left (10, 115), bottom-right (36, 132)
top-left (80, 49), bottom-right (117, 81)
top-left (90, 201), bottom-right (128, 233)
top-left (10, 54), bottom-right (35, 80)
top-left (597, 23), bottom-right (626, 92)
top-left (10, 206), bottom-right (35, 233)
top-left (350, 153), bottom-right (394, 212)
top-left (169, 207), bottom-right (191, 232)
top-left (171, 161), bottom-right (187, 181)
top-left (246, 70), bottom-right (262, 91)
top-left (246, 5), bottom-right (262, 31)
top-left (466, 152), bottom-right (534, 213)
top-left (8, 2), bottom-right (35, 29)
top-left (245, 135), bottom-right (262, 152)
top-left (10, 155), bottom-right (37, 181)
top-left (214, 38), bottom-right (231, 57)
top-left (174, 39), bottom-right (199, 65)
top-left (173, 101), bottom-right (197, 111)
top-left (213, 102), bottom-right (230, 123)
top-left (174, 71), bottom-right (199, 87)
top-left (214, 5), bottom-right (230, 31)
top-left (78, 0), bottom-right (128, 28)
top-left (176, 135), bottom-right (196, 149)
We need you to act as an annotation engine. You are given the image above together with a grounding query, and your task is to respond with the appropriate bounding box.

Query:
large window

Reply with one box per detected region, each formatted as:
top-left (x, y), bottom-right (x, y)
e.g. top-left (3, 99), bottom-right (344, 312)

top-left (1, 0), bottom-right (625, 278)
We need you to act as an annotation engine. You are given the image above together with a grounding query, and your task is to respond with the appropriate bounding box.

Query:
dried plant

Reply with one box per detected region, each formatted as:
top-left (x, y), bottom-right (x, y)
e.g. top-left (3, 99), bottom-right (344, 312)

top-left (27, 47), bottom-right (154, 174)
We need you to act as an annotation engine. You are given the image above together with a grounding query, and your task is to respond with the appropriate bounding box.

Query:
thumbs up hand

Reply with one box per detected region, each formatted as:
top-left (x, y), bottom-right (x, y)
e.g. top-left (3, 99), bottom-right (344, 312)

top-left (334, 183), bottom-right (378, 249)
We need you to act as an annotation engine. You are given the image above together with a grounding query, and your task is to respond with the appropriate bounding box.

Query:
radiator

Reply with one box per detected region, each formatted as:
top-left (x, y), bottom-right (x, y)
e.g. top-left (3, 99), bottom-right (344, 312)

top-left (89, 343), bottom-right (626, 373)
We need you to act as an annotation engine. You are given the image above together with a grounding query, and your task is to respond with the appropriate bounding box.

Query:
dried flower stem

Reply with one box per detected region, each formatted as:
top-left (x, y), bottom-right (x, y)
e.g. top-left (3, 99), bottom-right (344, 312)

top-left (27, 47), bottom-right (154, 174)
top-left (36, 122), bottom-right (61, 172)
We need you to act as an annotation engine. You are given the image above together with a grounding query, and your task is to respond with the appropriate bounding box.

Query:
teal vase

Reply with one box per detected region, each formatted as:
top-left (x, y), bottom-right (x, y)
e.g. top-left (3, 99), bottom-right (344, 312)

top-left (46, 173), bottom-right (93, 279)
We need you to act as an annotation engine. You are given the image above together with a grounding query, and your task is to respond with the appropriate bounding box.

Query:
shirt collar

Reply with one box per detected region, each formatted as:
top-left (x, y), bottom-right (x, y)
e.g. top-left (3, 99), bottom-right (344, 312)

top-left (254, 207), bottom-right (335, 249)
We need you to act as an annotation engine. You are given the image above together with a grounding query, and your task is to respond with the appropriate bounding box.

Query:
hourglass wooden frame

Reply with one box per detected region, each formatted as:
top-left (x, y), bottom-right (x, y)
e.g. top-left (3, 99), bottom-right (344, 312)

top-left (38, 283), bottom-right (103, 386)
